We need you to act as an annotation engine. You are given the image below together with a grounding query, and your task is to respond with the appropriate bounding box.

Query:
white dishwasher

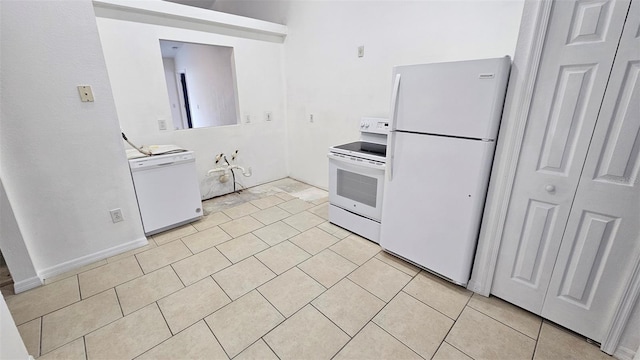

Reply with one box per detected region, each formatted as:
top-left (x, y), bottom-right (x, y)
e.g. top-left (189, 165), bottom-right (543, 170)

top-left (128, 151), bottom-right (202, 235)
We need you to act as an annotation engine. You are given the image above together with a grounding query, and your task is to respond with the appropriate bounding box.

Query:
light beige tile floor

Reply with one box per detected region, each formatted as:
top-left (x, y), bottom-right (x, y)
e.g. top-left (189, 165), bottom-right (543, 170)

top-left (3, 178), bottom-right (614, 360)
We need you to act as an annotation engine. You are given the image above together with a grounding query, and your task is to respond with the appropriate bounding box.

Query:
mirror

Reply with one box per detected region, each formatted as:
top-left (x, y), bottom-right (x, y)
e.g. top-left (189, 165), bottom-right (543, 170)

top-left (160, 40), bottom-right (240, 129)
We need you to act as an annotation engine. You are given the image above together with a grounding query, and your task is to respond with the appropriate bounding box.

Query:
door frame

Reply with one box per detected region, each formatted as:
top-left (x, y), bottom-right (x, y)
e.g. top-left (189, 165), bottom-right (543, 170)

top-left (467, 0), bottom-right (639, 354)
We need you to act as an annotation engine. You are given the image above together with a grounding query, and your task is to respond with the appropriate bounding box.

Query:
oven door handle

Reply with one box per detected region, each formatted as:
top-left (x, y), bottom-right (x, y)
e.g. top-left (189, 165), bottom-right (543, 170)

top-left (327, 153), bottom-right (386, 171)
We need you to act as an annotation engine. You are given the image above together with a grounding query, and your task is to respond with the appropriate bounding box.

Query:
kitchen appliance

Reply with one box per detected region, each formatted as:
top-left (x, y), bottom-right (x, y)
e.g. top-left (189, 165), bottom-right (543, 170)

top-left (380, 57), bottom-right (511, 285)
top-left (328, 117), bottom-right (389, 243)
top-left (128, 150), bottom-right (203, 235)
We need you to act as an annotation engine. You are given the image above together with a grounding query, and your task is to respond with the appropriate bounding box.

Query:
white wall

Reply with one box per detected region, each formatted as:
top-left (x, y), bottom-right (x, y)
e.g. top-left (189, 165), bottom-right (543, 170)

top-left (283, 1), bottom-right (525, 188)
top-left (0, 180), bottom-right (40, 292)
top-left (0, 0), bottom-right (147, 280)
top-left (173, 43), bottom-right (238, 128)
top-left (96, 18), bottom-right (288, 199)
top-left (163, 58), bottom-right (185, 129)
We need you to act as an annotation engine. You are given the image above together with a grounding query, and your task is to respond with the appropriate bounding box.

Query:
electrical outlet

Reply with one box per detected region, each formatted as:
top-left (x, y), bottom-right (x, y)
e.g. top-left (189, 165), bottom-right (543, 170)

top-left (158, 119), bottom-right (167, 130)
top-left (265, 112), bottom-right (273, 121)
top-left (110, 208), bottom-right (124, 223)
top-left (309, 113), bottom-right (315, 123)
top-left (244, 114), bottom-right (251, 123)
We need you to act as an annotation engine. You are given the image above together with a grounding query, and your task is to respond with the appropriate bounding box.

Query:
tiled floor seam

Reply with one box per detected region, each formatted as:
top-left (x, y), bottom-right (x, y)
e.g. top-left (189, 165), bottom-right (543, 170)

top-left (258, 337), bottom-right (282, 360)
top-left (19, 277), bottom-right (84, 326)
top-left (39, 289), bottom-right (129, 356)
top-left (438, 294), bottom-right (478, 360)
top-left (113, 287), bottom-right (125, 317)
top-left (38, 316), bottom-right (43, 358)
top-left (444, 340), bottom-right (477, 360)
top-left (156, 300), bottom-right (177, 336)
top-left (401, 288), bottom-right (465, 322)
top-left (251, 244), bottom-right (311, 276)
top-left (226, 291), bottom-right (286, 357)
top-left (180, 238), bottom-right (195, 256)
top-left (82, 336), bottom-right (88, 360)
top-left (255, 287), bottom-right (287, 320)
top-left (338, 270), bottom-right (430, 360)
top-left (531, 320), bottom-right (545, 360)
top-left (202, 317), bottom-right (232, 360)
top-left (39, 335), bottom-right (84, 358)
top-left (466, 302), bottom-right (540, 341)
top-left (212, 244), bottom-right (235, 265)
top-left (169, 264), bottom-right (187, 288)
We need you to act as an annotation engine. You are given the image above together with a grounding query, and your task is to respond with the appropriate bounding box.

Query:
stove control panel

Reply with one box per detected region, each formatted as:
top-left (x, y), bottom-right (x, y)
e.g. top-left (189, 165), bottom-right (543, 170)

top-left (360, 117), bottom-right (389, 135)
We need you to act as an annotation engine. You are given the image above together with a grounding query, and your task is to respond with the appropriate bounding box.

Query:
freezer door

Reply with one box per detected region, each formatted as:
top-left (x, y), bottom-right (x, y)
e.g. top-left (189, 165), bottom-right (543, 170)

top-left (380, 132), bottom-right (496, 285)
top-left (393, 57), bottom-right (510, 140)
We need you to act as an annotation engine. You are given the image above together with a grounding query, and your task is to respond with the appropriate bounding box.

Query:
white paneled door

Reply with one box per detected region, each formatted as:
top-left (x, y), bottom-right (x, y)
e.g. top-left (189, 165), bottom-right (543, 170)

top-left (541, 0), bottom-right (640, 342)
top-left (492, 0), bottom-right (637, 343)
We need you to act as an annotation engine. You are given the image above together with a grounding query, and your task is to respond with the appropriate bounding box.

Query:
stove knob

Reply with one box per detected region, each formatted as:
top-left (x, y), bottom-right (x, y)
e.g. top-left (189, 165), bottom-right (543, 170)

top-left (365, 124), bottom-right (370, 128)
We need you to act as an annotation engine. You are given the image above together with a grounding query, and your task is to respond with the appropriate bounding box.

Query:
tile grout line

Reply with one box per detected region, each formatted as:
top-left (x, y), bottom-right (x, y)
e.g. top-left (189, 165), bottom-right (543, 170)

top-left (338, 270), bottom-right (428, 360)
top-left (440, 291), bottom-right (477, 360)
top-left (465, 300), bottom-right (541, 341)
top-left (254, 285), bottom-right (287, 320)
top-left (82, 335), bottom-right (88, 360)
top-left (401, 285), bottom-right (468, 323)
top-left (531, 319), bottom-right (545, 360)
top-left (202, 317), bottom-right (233, 359)
top-left (257, 337), bottom-right (283, 360)
top-left (38, 316), bottom-right (43, 358)
top-left (16, 275), bottom-right (84, 327)
top-left (156, 300), bottom-right (176, 336)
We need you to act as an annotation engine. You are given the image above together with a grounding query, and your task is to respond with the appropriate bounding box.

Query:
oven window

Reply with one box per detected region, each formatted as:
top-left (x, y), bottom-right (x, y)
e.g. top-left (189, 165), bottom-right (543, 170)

top-left (337, 169), bottom-right (377, 207)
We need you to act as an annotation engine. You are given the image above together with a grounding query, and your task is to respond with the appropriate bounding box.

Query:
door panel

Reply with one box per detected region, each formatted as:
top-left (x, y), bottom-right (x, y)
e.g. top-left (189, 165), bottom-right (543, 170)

top-left (511, 200), bottom-right (559, 288)
top-left (537, 64), bottom-right (597, 174)
top-left (594, 61), bottom-right (640, 183)
top-left (541, 0), bottom-right (640, 341)
top-left (491, 0), bottom-right (630, 314)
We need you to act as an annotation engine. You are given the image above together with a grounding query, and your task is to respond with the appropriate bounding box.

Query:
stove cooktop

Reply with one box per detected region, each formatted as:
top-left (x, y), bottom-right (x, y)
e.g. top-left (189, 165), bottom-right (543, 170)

top-left (332, 141), bottom-right (386, 158)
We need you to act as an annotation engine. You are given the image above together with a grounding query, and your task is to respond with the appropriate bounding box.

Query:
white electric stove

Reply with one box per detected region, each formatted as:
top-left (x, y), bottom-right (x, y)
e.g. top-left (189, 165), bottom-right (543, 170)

top-left (328, 117), bottom-right (389, 243)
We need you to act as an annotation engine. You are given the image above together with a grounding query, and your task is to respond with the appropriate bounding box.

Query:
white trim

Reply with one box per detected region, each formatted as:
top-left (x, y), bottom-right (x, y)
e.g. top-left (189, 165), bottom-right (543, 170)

top-left (92, 0), bottom-right (287, 39)
top-left (36, 237), bottom-right (148, 280)
top-left (613, 345), bottom-right (636, 360)
top-left (13, 276), bottom-right (43, 294)
top-left (468, 0), bottom-right (554, 295)
top-left (603, 255), bottom-right (640, 354)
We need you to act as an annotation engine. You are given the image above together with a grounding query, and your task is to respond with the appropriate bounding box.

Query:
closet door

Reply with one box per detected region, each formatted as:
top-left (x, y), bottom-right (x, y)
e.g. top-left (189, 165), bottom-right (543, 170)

top-left (491, 0), bottom-right (631, 313)
top-left (540, 0), bottom-right (640, 342)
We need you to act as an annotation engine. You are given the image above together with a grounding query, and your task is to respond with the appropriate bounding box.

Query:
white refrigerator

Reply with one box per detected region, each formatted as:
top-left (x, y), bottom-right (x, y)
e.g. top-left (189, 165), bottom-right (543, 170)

top-left (380, 57), bottom-right (511, 286)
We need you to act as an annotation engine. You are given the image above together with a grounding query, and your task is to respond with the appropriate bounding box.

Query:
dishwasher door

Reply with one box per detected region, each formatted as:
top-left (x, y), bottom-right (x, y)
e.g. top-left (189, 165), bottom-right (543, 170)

top-left (129, 153), bottom-right (202, 235)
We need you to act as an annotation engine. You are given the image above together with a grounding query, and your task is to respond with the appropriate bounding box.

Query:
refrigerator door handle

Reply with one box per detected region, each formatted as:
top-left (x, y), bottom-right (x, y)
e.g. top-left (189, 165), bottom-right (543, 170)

top-left (387, 73), bottom-right (401, 181)
top-left (387, 131), bottom-right (396, 181)
top-left (389, 74), bottom-right (401, 131)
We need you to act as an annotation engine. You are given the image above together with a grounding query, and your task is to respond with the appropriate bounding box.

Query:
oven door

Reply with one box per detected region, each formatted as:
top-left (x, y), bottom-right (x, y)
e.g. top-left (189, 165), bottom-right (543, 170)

top-left (328, 152), bottom-right (385, 221)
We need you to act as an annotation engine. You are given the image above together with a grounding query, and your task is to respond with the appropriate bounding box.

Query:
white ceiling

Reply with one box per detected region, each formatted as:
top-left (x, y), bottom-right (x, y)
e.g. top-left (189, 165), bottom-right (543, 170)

top-left (163, 0), bottom-right (217, 10)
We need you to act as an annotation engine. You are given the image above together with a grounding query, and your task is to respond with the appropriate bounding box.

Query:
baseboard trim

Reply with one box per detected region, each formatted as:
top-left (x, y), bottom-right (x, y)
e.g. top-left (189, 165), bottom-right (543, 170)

top-left (614, 346), bottom-right (636, 360)
top-left (13, 276), bottom-right (43, 293)
top-left (37, 237), bottom-right (148, 280)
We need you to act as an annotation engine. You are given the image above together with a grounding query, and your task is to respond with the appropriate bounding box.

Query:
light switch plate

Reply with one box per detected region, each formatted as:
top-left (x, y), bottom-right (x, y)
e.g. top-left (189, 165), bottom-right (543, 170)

top-left (77, 86), bottom-right (94, 102)
top-left (158, 119), bottom-right (167, 130)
